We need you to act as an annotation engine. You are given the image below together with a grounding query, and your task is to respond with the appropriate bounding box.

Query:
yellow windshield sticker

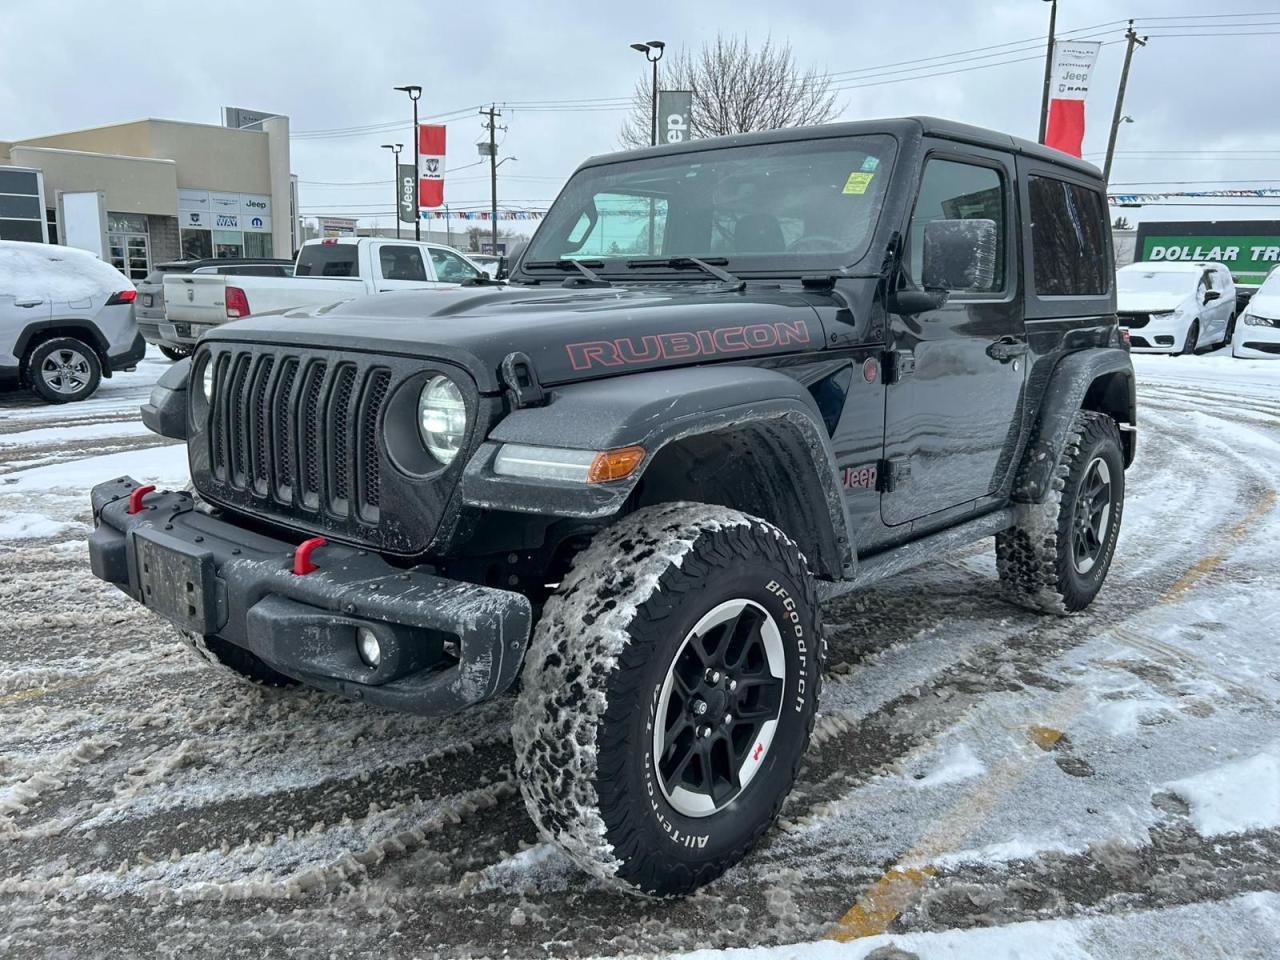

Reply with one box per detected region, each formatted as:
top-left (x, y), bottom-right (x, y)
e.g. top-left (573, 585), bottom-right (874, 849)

top-left (843, 172), bottom-right (874, 195)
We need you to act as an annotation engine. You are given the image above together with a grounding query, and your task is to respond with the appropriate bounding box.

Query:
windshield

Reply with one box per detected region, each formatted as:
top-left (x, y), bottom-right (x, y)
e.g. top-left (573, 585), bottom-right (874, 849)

top-left (1257, 267), bottom-right (1280, 295)
top-left (1117, 268), bottom-right (1196, 296)
top-left (523, 135), bottom-right (897, 272)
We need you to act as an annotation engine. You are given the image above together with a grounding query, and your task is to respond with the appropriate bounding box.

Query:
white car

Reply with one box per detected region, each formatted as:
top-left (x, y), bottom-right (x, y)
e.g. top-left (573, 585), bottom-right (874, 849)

top-left (1233, 266), bottom-right (1280, 358)
top-left (1116, 261), bottom-right (1236, 355)
top-left (0, 240), bottom-right (142, 403)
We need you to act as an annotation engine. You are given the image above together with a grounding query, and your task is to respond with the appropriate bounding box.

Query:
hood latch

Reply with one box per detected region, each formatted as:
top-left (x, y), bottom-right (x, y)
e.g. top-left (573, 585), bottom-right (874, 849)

top-left (501, 351), bottom-right (548, 409)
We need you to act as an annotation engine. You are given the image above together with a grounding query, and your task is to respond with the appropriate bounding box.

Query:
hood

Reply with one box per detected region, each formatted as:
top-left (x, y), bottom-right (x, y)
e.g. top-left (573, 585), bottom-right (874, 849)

top-left (1115, 291), bottom-right (1189, 315)
top-left (1247, 292), bottom-right (1280, 319)
top-left (203, 283), bottom-right (827, 393)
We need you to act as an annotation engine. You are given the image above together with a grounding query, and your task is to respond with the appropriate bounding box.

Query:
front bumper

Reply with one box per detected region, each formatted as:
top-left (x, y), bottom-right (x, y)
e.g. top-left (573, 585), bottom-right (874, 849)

top-left (1123, 312), bottom-right (1191, 353)
top-left (1233, 320), bottom-right (1280, 358)
top-left (89, 477), bottom-right (533, 715)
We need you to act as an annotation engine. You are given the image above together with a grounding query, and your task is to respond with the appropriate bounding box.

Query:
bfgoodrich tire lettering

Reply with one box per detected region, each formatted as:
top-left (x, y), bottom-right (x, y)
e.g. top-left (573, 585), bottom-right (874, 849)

top-left (997, 410), bottom-right (1125, 614)
top-left (512, 502), bottom-right (823, 896)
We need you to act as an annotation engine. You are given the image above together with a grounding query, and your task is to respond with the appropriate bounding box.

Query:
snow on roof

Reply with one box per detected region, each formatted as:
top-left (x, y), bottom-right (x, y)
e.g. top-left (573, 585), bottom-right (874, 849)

top-left (0, 240), bottom-right (133, 301)
top-left (1118, 261), bottom-right (1221, 273)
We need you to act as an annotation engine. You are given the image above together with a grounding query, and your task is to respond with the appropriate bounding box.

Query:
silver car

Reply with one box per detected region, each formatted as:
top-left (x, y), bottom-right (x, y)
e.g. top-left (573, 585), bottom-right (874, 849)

top-left (0, 240), bottom-right (143, 403)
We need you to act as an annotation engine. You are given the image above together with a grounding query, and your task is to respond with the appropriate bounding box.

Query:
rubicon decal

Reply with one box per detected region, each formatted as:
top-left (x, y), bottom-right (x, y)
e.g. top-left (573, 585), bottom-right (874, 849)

top-left (565, 320), bottom-right (811, 371)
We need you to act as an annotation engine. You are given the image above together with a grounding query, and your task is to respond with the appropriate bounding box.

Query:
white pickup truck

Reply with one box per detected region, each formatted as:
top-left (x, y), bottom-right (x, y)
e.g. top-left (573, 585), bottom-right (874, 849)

top-left (160, 238), bottom-right (488, 349)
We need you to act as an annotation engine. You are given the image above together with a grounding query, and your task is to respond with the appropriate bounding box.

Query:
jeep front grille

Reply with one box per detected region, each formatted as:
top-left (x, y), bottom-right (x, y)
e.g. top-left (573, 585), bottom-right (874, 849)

top-left (205, 347), bottom-right (390, 526)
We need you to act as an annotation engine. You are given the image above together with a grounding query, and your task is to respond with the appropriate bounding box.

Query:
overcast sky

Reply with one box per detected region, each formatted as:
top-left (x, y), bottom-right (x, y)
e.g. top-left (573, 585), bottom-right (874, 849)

top-left (4, 0), bottom-right (1279, 233)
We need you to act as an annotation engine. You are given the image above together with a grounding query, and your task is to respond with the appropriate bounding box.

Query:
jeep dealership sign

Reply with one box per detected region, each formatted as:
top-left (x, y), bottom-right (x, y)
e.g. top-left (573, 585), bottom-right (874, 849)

top-left (657, 90), bottom-right (693, 144)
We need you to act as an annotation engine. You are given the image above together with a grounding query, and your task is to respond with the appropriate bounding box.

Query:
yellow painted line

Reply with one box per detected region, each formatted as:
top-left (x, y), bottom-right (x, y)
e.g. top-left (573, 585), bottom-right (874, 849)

top-left (827, 486), bottom-right (1276, 942)
top-left (0, 674), bottom-right (99, 708)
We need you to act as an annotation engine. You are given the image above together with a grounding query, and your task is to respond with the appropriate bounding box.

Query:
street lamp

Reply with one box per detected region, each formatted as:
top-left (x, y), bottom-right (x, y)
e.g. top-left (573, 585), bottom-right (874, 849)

top-left (381, 143), bottom-right (403, 239)
top-left (394, 84), bottom-right (423, 239)
top-left (630, 40), bottom-right (665, 147)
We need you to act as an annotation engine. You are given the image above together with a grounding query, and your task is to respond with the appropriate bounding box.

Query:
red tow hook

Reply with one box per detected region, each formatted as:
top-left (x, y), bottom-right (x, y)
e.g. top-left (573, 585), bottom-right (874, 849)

top-left (128, 485), bottom-right (156, 514)
top-left (293, 536), bottom-right (328, 575)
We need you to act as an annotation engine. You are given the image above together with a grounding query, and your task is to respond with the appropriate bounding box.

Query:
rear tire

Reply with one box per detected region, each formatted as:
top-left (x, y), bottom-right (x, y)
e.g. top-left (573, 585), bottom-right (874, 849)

top-left (179, 630), bottom-right (299, 687)
top-left (997, 410), bottom-right (1124, 614)
top-left (26, 336), bottom-right (101, 403)
top-left (513, 502), bottom-right (823, 896)
top-left (159, 345), bottom-right (190, 362)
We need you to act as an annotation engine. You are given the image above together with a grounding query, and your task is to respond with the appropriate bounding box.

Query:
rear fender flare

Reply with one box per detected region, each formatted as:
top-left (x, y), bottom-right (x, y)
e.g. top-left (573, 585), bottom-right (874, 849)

top-left (1014, 347), bottom-right (1136, 503)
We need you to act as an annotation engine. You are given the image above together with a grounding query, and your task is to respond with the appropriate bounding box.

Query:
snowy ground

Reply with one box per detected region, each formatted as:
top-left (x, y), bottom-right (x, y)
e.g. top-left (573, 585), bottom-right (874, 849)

top-left (1, 348), bottom-right (1279, 959)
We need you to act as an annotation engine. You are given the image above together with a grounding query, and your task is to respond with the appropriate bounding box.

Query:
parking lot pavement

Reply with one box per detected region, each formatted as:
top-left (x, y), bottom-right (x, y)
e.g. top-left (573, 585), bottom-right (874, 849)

top-left (1, 349), bottom-right (1278, 959)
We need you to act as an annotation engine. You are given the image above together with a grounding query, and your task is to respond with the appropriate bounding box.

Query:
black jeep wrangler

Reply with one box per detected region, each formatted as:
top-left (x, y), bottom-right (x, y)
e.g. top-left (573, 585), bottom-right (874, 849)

top-left (89, 116), bottom-right (1135, 896)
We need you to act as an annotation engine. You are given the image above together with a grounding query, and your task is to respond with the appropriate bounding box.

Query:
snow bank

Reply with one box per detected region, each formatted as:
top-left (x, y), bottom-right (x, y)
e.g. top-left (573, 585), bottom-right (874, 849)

top-left (0, 511), bottom-right (85, 540)
top-left (0, 442), bottom-right (188, 493)
top-left (1164, 747), bottom-right (1280, 837)
top-left (0, 239), bottom-right (133, 301)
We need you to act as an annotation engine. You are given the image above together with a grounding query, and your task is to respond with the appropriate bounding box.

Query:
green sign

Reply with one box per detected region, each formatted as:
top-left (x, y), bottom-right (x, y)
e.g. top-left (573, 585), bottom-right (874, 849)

top-left (1140, 234), bottom-right (1280, 287)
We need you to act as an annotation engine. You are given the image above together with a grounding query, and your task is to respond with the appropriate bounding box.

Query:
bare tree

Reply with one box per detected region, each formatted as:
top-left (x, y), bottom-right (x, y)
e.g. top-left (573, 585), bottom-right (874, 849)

top-left (620, 35), bottom-right (840, 148)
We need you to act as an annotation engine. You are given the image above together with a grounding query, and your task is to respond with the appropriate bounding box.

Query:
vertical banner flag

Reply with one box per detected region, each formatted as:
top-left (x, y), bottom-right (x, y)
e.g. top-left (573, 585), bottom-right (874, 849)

top-left (418, 124), bottom-right (446, 209)
top-left (1044, 40), bottom-right (1102, 158)
top-left (656, 90), bottom-right (694, 144)
top-left (397, 164), bottom-right (417, 223)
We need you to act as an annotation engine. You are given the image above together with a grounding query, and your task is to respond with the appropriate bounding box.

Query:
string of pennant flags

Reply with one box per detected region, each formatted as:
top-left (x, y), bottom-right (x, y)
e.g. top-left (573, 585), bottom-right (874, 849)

top-left (1108, 188), bottom-right (1280, 204)
top-left (419, 209), bottom-right (548, 221)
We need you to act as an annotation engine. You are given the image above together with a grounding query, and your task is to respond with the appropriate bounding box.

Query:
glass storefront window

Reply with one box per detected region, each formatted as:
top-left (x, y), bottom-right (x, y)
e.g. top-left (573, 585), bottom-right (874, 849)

top-left (244, 233), bottom-right (273, 258)
top-left (213, 229), bottom-right (244, 258)
top-left (181, 229), bottom-right (212, 260)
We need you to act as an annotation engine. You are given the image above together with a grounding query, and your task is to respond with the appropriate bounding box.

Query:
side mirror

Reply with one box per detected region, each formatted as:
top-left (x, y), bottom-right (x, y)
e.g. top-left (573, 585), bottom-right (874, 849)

top-left (888, 287), bottom-right (949, 315)
top-left (922, 219), bottom-right (998, 292)
top-left (1203, 290), bottom-right (1221, 303)
top-left (496, 255), bottom-right (509, 280)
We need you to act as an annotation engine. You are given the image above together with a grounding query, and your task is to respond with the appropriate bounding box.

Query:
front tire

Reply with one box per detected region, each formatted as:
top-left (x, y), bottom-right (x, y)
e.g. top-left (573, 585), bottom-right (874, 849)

top-left (513, 503), bottom-right (823, 896)
top-left (179, 630), bottom-right (298, 687)
top-left (26, 336), bottom-right (101, 403)
top-left (1179, 319), bottom-right (1200, 356)
top-left (997, 410), bottom-right (1125, 614)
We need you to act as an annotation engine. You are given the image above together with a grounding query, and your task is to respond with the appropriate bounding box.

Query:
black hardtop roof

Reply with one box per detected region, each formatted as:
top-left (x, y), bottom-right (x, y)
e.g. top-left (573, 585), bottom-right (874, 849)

top-left (578, 116), bottom-right (1102, 181)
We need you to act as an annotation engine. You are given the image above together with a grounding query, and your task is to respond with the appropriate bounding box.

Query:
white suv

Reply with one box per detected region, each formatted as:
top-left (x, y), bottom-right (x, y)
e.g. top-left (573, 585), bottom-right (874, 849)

top-left (0, 240), bottom-right (143, 403)
top-left (1116, 261), bottom-right (1236, 355)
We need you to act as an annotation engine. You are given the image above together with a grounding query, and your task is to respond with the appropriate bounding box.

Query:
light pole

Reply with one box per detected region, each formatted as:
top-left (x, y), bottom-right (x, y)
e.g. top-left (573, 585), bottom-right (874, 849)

top-left (381, 143), bottom-right (402, 239)
top-left (630, 40), bottom-right (665, 146)
top-left (1037, 0), bottom-right (1057, 144)
top-left (394, 85), bottom-right (423, 239)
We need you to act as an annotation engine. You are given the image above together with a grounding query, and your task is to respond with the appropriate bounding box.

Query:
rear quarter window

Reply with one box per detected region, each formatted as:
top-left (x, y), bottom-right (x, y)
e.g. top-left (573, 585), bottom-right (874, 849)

top-left (1028, 176), bottom-right (1109, 296)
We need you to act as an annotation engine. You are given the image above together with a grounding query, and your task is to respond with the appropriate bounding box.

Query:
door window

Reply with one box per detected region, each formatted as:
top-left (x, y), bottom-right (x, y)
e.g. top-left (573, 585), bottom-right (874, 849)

top-left (908, 159), bottom-right (1006, 293)
top-left (429, 248), bottom-right (481, 282)
top-left (107, 214), bottom-right (150, 282)
top-left (1027, 177), bottom-right (1109, 296)
top-left (378, 245), bottom-right (428, 281)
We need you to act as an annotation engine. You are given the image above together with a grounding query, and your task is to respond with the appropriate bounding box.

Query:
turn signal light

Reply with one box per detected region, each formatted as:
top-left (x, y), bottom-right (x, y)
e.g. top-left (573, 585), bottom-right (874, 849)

top-left (587, 446), bottom-right (646, 484)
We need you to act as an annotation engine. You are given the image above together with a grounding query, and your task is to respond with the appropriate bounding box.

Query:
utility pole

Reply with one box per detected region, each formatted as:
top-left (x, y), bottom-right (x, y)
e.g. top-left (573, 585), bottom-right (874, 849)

top-left (1103, 22), bottom-right (1147, 183)
top-left (481, 105), bottom-right (503, 254)
top-left (1037, 0), bottom-right (1058, 144)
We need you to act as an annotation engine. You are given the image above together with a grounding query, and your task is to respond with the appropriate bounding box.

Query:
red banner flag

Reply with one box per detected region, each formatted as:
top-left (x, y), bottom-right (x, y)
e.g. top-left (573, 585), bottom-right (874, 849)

top-left (1043, 40), bottom-right (1101, 158)
top-left (418, 124), bottom-right (446, 209)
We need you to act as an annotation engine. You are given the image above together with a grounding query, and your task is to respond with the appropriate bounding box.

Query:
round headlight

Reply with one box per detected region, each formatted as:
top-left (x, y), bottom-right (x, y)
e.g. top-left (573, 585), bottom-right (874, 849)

top-left (418, 375), bottom-right (467, 464)
top-left (201, 359), bottom-right (215, 401)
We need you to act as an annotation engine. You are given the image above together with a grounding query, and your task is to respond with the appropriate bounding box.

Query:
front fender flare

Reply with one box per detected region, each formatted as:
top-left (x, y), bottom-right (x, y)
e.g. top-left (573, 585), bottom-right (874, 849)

top-left (459, 366), bottom-right (855, 579)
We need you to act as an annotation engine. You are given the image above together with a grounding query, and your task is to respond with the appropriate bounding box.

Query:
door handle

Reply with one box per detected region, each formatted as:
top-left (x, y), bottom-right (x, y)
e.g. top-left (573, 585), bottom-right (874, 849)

top-left (986, 336), bottom-right (1028, 362)
top-left (15, 298), bottom-right (44, 308)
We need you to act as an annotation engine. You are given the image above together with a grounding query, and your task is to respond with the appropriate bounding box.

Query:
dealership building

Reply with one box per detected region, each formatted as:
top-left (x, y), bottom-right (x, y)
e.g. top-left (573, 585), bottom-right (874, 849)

top-left (0, 112), bottom-right (297, 280)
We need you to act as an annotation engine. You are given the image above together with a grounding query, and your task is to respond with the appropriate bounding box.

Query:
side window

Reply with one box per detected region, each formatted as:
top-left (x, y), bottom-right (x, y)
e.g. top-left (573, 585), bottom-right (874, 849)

top-left (378, 245), bottom-right (428, 282)
top-left (1201, 269), bottom-right (1215, 292)
top-left (1028, 176), bottom-right (1109, 296)
top-left (908, 158), bottom-right (1006, 293)
top-left (429, 248), bottom-right (481, 283)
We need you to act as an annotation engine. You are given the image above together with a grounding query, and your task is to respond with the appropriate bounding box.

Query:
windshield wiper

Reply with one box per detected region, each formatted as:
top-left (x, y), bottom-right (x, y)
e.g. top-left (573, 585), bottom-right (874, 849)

top-left (624, 256), bottom-right (745, 291)
top-left (522, 259), bottom-right (613, 287)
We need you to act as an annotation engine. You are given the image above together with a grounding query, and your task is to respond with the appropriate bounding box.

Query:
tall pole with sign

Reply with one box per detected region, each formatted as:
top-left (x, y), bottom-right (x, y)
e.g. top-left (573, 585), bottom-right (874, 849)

top-left (630, 41), bottom-right (666, 146)
top-left (394, 85), bottom-right (423, 240)
top-left (1103, 22), bottom-right (1147, 183)
top-left (1037, 0), bottom-right (1057, 144)
top-left (481, 105), bottom-right (502, 254)
top-left (381, 143), bottom-right (402, 239)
